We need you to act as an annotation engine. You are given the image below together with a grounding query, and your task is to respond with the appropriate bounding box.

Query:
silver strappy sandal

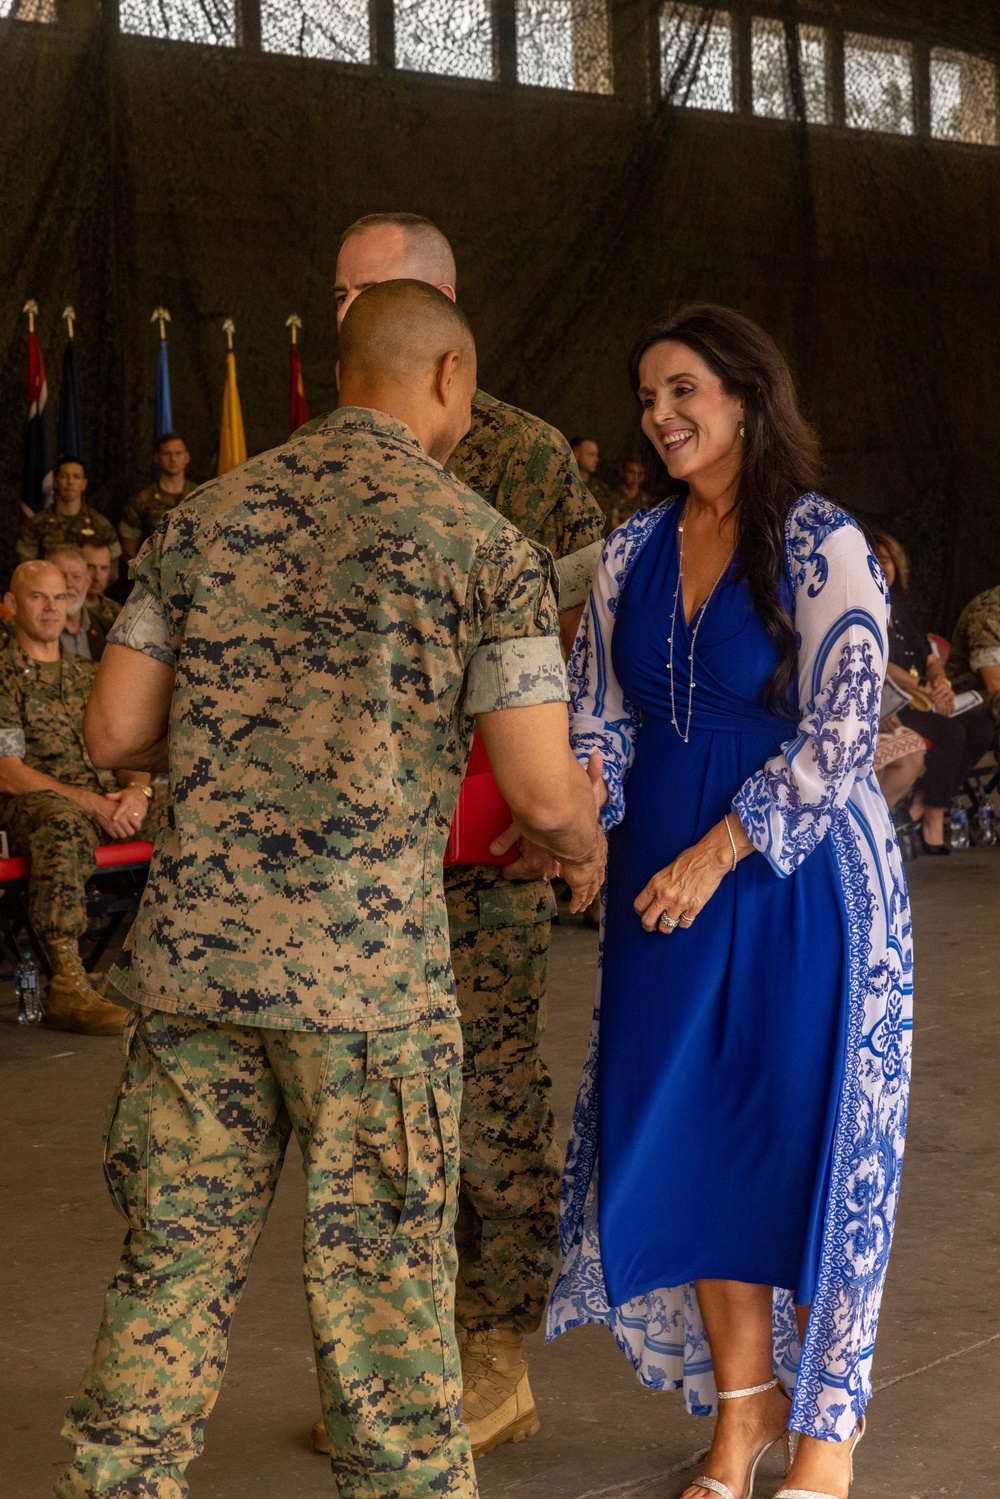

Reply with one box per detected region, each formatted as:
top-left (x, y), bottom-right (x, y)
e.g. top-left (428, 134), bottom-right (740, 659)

top-left (774, 1414), bottom-right (866, 1499)
top-left (688, 1378), bottom-right (792, 1499)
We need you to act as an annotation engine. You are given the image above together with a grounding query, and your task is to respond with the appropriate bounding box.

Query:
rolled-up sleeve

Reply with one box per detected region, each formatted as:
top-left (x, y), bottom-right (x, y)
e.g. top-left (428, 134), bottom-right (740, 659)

top-left (0, 678), bottom-right (26, 759)
top-left (107, 583), bottom-right (176, 666)
top-left (465, 524), bottom-right (568, 715)
top-left (0, 726), bottom-right (26, 758)
top-left (555, 538), bottom-right (604, 611)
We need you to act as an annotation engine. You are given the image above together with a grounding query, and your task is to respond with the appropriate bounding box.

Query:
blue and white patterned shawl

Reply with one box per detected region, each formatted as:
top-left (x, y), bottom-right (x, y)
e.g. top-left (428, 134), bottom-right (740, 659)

top-left (546, 494), bottom-right (913, 1442)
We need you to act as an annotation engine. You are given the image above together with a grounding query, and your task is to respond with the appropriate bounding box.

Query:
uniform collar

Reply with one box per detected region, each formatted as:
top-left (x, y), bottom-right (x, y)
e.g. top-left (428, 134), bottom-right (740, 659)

top-left (6, 636), bottom-right (67, 680)
top-left (315, 406), bottom-right (426, 455)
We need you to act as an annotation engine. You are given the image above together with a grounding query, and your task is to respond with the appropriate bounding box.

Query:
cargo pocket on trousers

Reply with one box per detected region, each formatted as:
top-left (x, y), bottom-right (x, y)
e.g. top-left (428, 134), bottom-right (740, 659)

top-left (102, 1009), bottom-right (152, 1230)
top-left (353, 1030), bottom-right (461, 1241)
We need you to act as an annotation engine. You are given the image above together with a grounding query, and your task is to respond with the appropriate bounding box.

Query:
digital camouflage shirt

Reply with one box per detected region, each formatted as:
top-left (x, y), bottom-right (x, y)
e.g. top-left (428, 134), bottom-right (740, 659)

top-left (448, 390), bottom-right (604, 601)
top-left (119, 480), bottom-right (198, 546)
top-left (107, 407), bottom-right (568, 1032)
top-left (0, 637), bottom-right (117, 793)
top-left (17, 504), bottom-right (121, 563)
top-left (297, 390), bottom-right (604, 598)
top-left (947, 585), bottom-right (1000, 691)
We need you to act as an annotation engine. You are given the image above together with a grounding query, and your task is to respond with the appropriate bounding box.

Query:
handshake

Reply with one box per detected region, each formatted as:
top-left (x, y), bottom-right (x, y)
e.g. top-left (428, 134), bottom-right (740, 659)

top-left (478, 730), bottom-right (609, 913)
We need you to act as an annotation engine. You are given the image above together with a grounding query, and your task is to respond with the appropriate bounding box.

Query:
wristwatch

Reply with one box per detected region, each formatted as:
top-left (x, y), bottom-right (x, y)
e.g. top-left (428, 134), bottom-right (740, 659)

top-left (136, 784), bottom-right (154, 801)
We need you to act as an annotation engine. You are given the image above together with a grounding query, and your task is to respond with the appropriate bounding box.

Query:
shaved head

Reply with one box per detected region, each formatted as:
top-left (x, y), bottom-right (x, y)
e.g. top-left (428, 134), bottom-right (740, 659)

top-left (10, 559), bottom-right (66, 601)
top-left (339, 279), bottom-right (474, 386)
top-left (336, 280), bottom-right (477, 465)
top-left (6, 560), bottom-right (69, 651)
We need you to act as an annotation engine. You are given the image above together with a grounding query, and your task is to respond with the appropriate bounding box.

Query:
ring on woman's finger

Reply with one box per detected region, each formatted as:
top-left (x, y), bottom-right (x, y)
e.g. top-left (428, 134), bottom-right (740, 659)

top-left (679, 915), bottom-right (695, 928)
top-left (659, 912), bottom-right (680, 930)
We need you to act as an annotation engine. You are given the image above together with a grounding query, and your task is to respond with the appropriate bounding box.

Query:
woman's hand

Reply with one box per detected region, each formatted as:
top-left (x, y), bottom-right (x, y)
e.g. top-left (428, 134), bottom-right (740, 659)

top-left (493, 751), bottom-right (608, 881)
top-left (926, 676), bottom-right (955, 716)
top-left (634, 814), bottom-right (752, 934)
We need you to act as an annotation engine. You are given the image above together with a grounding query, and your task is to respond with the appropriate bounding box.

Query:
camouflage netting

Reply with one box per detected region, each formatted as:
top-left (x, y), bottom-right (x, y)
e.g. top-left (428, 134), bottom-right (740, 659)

top-left (0, 0), bottom-right (999, 627)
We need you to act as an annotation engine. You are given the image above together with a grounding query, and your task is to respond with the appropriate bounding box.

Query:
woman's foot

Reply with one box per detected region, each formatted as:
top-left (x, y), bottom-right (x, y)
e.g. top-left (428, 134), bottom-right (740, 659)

top-left (779, 1427), bottom-right (859, 1499)
top-left (920, 805), bottom-right (946, 848)
top-left (681, 1383), bottom-right (791, 1499)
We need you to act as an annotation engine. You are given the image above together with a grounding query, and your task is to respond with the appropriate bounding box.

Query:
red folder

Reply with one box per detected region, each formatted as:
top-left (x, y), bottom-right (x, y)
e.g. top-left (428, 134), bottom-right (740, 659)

top-left (444, 729), bottom-right (517, 866)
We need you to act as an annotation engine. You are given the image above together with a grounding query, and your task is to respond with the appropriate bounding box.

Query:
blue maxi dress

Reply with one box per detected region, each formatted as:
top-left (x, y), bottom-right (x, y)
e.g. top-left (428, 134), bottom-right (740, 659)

top-left (547, 495), bottom-right (913, 1442)
top-left (599, 508), bottom-right (845, 1308)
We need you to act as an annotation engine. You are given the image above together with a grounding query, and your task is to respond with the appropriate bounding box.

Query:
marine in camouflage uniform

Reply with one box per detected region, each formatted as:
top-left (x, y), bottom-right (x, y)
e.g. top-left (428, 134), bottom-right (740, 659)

top-left (118, 479), bottom-right (197, 551)
top-left (17, 504), bottom-right (121, 565)
top-left (0, 636), bottom-right (162, 945)
top-left (56, 402), bottom-right (570, 1499)
top-left (445, 389), bottom-right (603, 1452)
top-left (87, 594), bottom-right (122, 632)
top-left (948, 584), bottom-right (1000, 732)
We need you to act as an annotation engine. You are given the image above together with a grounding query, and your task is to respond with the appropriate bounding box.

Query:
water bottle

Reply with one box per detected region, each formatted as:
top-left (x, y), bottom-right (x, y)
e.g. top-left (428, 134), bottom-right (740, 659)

top-left (949, 803), bottom-right (970, 851)
top-left (15, 950), bottom-right (43, 1025)
top-left (975, 803), bottom-right (997, 846)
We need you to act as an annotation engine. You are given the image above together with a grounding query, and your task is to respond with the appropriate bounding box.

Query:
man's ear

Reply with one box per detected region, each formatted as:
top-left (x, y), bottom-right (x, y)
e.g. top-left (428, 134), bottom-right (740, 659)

top-left (335, 359), bottom-right (341, 394)
top-left (436, 283), bottom-right (458, 304)
top-left (4, 593), bottom-right (16, 617)
top-left (434, 349), bottom-right (462, 407)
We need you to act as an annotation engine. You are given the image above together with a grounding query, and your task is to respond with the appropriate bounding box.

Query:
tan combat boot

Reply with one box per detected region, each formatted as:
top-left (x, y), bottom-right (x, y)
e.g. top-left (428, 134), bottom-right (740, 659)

top-left (312, 1418), bottom-right (331, 1455)
top-left (461, 1329), bottom-right (540, 1460)
top-left (44, 939), bottom-right (131, 1035)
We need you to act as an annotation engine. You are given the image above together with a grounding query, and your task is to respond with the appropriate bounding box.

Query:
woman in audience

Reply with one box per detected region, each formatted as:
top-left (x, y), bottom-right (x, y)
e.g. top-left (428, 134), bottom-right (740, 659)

top-left (548, 306), bottom-right (911, 1499)
top-left (874, 712), bottom-right (926, 813)
top-left (872, 532), bottom-right (995, 853)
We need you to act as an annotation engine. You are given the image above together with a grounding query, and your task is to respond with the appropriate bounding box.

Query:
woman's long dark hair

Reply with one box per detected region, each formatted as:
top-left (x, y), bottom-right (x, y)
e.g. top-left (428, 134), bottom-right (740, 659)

top-left (627, 305), bottom-right (821, 714)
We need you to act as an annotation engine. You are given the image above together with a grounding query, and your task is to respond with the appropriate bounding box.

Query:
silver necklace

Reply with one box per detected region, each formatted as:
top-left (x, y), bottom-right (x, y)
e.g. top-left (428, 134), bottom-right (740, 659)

top-left (668, 507), bottom-right (735, 743)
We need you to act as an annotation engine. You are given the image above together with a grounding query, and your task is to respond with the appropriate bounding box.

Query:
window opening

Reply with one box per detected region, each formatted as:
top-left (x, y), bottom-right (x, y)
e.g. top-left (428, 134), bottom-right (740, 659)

top-left (394, 0), bottom-right (494, 80)
top-left (661, 4), bottom-right (734, 112)
top-left (119, 0), bottom-right (237, 45)
top-left (751, 17), bottom-right (828, 125)
top-left (1, 0), bottom-right (56, 21)
top-left (930, 47), bottom-right (998, 146)
top-left (261, 0), bottom-right (370, 61)
top-left (844, 32), bottom-right (914, 136)
top-left (516, 0), bottom-right (612, 94)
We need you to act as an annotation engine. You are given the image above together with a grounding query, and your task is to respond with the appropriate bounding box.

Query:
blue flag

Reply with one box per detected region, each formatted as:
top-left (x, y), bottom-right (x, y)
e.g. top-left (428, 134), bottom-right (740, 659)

top-left (155, 337), bottom-right (173, 438)
top-left (59, 335), bottom-right (84, 462)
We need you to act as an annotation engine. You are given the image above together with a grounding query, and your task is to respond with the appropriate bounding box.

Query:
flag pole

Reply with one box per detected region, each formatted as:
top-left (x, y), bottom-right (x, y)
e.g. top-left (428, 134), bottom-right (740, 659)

top-left (62, 305), bottom-right (76, 340)
top-left (223, 317), bottom-right (235, 351)
top-left (23, 299), bottom-right (38, 333)
top-left (151, 306), bottom-right (171, 340)
top-left (285, 313), bottom-right (302, 345)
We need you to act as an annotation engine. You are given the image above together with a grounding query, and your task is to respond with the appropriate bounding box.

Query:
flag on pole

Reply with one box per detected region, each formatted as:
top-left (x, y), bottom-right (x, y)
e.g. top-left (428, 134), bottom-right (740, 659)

top-left (21, 300), bottom-right (53, 521)
top-left (59, 306), bottom-right (84, 462)
top-left (286, 314), bottom-right (308, 434)
top-left (218, 319), bottom-right (247, 475)
top-left (152, 307), bottom-right (174, 438)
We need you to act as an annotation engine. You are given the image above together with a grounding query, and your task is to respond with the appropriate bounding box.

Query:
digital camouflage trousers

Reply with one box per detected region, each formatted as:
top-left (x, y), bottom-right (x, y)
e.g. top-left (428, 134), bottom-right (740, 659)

top-left (1, 788), bottom-right (170, 945)
top-left (445, 865), bottom-right (561, 1336)
top-left (56, 1008), bottom-right (477, 1499)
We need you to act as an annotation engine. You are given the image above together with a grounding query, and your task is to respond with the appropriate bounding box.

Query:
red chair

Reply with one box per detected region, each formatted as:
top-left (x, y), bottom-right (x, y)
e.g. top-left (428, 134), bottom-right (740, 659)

top-left (927, 632), bottom-right (951, 663)
top-left (0, 840), bottom-right (154, 975)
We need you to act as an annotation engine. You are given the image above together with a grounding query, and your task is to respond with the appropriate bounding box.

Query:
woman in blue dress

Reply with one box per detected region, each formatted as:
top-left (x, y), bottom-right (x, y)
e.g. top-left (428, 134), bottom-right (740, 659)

top-left (547, 307), bottom-right (912, 1499)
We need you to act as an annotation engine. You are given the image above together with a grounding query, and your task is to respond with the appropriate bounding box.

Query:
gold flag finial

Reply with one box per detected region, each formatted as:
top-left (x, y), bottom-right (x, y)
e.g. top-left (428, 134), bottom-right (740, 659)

top-left (285, 313), bottom-right (302, 346)
top-left (222, 318), bottom-right (236, 351)
top-left (62, 305), bottom-right (77, 339)
top-left (151, 306), bottom-right (171, 341)
top-left (23, 299), bottom-right (39, 333)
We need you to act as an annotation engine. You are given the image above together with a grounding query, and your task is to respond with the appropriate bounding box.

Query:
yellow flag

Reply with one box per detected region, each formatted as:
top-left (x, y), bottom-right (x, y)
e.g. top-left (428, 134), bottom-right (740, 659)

top-left (217, 349), bottom-right (247, 475)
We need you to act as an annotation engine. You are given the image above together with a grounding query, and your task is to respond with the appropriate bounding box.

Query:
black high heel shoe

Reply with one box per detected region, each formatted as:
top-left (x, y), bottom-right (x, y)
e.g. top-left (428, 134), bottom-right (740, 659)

top-left (919, 832), bottom-right (950, 856)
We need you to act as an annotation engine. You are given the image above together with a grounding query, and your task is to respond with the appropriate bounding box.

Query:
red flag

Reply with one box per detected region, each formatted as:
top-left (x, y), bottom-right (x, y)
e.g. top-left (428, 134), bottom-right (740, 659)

top-left (289, 342), bottom-right (308, 435)
top-left (22, 330), bottom-right (53, 521)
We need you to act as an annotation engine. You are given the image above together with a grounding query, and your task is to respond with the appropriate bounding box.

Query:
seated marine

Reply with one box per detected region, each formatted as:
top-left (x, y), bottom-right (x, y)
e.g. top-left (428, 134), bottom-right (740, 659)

top-left (0, 561), bottom-right (165, 1034)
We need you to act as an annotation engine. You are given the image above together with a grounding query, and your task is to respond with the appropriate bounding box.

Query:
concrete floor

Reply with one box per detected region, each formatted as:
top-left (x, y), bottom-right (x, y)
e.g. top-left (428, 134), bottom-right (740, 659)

top-left (2, 850), bottom-right (999, 1498)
